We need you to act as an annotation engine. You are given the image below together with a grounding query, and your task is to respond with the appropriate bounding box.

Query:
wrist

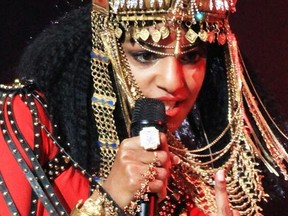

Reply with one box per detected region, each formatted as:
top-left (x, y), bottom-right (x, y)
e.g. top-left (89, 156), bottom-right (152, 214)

top-left (71, 185), bottom-right (120, 216)
top-left (71, 197), bottom-right (104, 216)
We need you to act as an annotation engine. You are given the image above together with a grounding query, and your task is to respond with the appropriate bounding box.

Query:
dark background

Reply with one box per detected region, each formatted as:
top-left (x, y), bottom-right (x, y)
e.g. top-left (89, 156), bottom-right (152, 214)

top-left (0, 0), bottom-right (287, 115)
top-left (230, 0), bottom-right (288, 117)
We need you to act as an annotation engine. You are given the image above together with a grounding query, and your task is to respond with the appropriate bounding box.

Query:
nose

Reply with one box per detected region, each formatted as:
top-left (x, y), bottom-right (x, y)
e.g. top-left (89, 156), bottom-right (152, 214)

top-left (157, 57), bottom-right (185, 94)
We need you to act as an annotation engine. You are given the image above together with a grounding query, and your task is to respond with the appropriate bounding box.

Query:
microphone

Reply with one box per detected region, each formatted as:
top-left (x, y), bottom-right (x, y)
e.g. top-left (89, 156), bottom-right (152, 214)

top-left (131, 98), bottom-right (167, 216)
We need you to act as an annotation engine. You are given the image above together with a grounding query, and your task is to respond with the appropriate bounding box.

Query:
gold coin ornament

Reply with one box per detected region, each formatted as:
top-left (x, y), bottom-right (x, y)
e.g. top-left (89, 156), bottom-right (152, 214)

top-left (160, 25), bottom-right (170, 39)
top-left (151, 29), bottom-right (162, 43)
top-left (198, 30), bottom-right (208, 42)
top-left (207, 31), bottom-right (216, 43)
top-left (115, 27), bottom-right (123, 39)
top-left (140, 28), bottom-right (150, 41)
top-left (217, 33), bottom-right (227, 45)
top-left (185, 28), bottom-right (198, 44)
top-left (133, 28), bottom-right (141, 40)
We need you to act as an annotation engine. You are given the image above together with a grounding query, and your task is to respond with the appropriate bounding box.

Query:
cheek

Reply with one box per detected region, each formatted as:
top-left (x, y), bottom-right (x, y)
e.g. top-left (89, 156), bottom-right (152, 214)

top-left (128, 61), bottom-right (148, 87)
top-left (128, 61), bottom-right (162, 95)
top-left (185, 61), bottom-right (206, 95)
top-left (129, 66), bottom-right (151, 93)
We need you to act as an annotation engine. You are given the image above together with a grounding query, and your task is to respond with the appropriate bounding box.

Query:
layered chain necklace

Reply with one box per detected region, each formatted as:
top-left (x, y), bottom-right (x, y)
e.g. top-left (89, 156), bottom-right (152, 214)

top-left (90, 9), bottom-right (288, 215)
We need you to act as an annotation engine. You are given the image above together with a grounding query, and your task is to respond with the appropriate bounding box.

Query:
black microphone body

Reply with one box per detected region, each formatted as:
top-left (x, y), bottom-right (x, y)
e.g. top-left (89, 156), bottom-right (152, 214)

top-left (131, 98), bottom-right (167, 216)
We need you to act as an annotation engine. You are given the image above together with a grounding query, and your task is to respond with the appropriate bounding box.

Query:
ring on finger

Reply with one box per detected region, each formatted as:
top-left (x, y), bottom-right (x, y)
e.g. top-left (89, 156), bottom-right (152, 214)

top-left (142, 163), bottom-right (157, 182)
top-left (153, 151), bottom-right (162, 167)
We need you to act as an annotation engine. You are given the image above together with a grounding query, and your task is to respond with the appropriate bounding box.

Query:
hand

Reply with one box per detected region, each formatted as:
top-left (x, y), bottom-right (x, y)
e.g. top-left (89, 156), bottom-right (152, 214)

top-left (99, 133), bottom-right (172, 209)
top-left (208, 170), bottom-right (240, 216)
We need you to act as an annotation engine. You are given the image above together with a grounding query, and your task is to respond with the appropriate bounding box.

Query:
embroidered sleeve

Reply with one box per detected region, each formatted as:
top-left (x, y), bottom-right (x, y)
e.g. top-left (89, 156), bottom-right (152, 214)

top-left (0, 81), bottom-right (68, 215)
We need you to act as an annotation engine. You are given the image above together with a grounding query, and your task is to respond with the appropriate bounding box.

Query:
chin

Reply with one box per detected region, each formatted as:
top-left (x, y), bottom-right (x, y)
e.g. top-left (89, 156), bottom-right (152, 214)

top-left (167, 122), bottom-right (180, 133)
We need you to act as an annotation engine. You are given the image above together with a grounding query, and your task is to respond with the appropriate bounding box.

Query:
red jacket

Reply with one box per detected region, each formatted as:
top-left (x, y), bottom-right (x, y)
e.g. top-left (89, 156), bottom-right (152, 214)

top-left (0, 87), bottom-right (90, 215)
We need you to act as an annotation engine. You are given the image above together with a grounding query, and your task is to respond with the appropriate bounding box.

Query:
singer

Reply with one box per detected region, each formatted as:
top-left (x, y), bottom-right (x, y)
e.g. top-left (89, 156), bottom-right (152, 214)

top-left (1, 0), bottom-right (288, 215)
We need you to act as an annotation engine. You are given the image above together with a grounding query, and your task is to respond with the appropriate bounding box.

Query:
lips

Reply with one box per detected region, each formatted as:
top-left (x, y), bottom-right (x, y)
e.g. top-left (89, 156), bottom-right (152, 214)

top-left (155, 95), bottom-right (185, 117)
top-left (164, 101), bottom-right (176, 111)
top-left (165, 106), bottom-right (181, 117)
top-left (155, 99), bottom-right (181, 117)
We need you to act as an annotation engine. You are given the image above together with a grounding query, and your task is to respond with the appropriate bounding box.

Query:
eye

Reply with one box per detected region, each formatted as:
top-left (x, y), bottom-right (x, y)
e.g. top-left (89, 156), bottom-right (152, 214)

top-left (179, 51), bottom-right (205, 65)
top-left (130, 51), bottom-right (162, 64)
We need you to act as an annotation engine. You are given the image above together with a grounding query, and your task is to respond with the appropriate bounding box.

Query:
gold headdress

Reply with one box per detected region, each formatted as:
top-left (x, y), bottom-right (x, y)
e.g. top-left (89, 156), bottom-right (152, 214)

top-left (90, 0), bottom-right (288, 215)
top-left (94, 0), bottom-right (237, 56)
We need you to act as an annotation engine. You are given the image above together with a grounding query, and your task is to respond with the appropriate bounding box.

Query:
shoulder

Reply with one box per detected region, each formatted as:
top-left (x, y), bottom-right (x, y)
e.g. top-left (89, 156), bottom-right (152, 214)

top-left (0, 79), bottom-right (48, 121)
top-left (0, 80), bottom-right (58, 161)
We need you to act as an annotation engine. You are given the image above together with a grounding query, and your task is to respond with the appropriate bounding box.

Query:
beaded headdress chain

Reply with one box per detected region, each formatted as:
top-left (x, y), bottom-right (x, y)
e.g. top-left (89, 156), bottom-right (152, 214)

top-left (90, 0), bottom-right (288, 215)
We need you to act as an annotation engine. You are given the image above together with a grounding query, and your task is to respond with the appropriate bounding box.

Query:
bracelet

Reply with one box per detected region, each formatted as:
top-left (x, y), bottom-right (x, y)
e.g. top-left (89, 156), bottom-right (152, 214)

top-left (124, 162), bottom-right (157, 215)
top-left (71, 198), bottom-right (104, 216)
top-left (71, 185), bottom-right (119, 216)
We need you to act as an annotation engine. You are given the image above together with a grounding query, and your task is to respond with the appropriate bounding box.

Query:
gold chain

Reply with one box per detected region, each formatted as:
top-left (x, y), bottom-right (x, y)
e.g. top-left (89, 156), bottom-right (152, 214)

top-left (91, 11), bottom-right (119, 179)
top-left (90, 7), bottom-right (288, 215)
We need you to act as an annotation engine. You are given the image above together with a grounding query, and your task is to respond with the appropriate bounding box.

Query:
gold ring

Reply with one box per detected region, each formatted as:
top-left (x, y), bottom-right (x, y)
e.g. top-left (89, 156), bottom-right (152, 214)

top-left (153, 151), bottom-right (161, 167)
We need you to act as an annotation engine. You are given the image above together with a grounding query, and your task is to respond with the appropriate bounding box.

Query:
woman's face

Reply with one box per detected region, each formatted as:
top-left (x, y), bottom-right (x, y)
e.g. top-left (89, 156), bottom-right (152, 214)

top-left (122, 39), bottom-right (207, 132)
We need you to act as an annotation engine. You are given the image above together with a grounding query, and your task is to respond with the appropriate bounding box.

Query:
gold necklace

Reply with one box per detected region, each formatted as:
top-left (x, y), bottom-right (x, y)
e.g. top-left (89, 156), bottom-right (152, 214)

top-left (168, 128), bottom-right (266, 216)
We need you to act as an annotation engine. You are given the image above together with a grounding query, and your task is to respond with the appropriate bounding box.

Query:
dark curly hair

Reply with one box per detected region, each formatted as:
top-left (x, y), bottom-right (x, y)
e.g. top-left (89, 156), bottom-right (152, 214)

top-left (18, 5), bottom-right (101, 173)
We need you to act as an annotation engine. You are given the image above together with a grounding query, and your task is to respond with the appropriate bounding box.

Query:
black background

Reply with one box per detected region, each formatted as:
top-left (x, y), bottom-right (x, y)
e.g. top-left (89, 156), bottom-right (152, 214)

top-left (0, 0), bottom-right (287, 115)
top-left (230, 0), bottom-right (288, 117)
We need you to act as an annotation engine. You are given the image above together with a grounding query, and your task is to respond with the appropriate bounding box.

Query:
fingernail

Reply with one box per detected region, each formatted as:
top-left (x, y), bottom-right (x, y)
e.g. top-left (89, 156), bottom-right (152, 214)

top-left (216, 169), bottom-right (225, 182)
top-left (173, 155), bottom-right (181, 165)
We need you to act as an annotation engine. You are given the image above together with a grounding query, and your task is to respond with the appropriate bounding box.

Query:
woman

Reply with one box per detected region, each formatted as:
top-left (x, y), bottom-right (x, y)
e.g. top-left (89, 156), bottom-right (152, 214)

top-left (0, 0), bottom-right (287, 215)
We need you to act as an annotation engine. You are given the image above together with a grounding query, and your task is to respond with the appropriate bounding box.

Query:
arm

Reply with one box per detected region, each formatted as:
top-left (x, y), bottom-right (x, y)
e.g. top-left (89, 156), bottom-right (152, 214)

top-left (0, 83), bottom-right (89, 215)
top-left (0, 83), bottom-right (55, 215)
